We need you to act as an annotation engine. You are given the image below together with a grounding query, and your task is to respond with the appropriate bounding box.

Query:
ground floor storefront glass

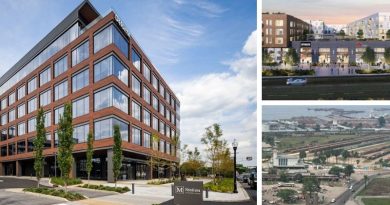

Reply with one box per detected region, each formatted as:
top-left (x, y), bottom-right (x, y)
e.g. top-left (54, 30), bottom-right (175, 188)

top-left (300, 48), bottom-right (312, 64)
top-left (336, 48), bottom-right (349, 64)
top-left (318, 48), bottom-right (330, 64)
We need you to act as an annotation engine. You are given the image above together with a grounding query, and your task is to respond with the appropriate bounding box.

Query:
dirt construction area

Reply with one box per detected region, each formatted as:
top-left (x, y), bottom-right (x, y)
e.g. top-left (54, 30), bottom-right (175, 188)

top-left (358, 177), bottom-right (390, 196)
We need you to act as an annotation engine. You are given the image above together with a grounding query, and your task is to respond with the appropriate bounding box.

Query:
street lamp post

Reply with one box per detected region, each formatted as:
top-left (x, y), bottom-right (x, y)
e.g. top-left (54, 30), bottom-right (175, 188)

top-left (232, 139), bottom-right (238, 193)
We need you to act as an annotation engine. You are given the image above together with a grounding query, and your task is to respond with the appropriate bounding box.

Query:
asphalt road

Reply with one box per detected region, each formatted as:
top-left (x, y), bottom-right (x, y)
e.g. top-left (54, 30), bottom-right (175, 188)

top-left (262, 75), bottom-right (390, 100)
top-left (0, 177), bottom-right (43, 189)
top-left (160, 182), bottom-right (257, 205)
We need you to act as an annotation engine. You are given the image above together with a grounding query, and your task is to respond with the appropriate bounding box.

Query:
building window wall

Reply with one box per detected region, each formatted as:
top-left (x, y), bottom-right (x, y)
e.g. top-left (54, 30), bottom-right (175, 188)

top-left (72, 96), bottom-right (89, 118)
top-left (72, 68), bottom-right (89, 92)
top-left (17, 85), bottom-right (25, 100)
top-left (143, 86), bottom-right (151, 104)
top-left (275, 20), bottom-right (284, 26)
top-left (8, 126), bottom-right (16, 138)
top-left (54, 80), bottom-right (68, 101)
top-left (28, 117), bottom-right (36, 132)
top-left (1, 114), bottom-right (6, 125)
top-left (143, 109), bottom-right (151, 126)
top-left (40, 89), bottom-right (51, 107)
top-left (9, 92), bottom-right (15, 105)
top-left (94, 117), bottom-right (128, 141)
top-left (9, 109), bottom-right (15, 122)
top-left (132, 100), bottom-right (141, 121)
top-left (94, 55), bottom-right (128, 85)
top-left (40, 67), bottom-right (51, 86)
top-left (143, 63), bottom-right (151, 82)
top-left (143, 132), bottom-right (151, 148)
top-left (73, 124), bottom-right (89, 143)
top-left (44, 112), bottom-right (51, 127)
top-left (18, 103), bottom-right (25, 118)
top-left (132, 75), bottom-right (141, 96)
top-left (72, 40), bottom-right (89, 66)
top-left (28, 77), bottom-right (37, 94)
top-left (152, 115), bottom-right (158, 131)
top-left (94, 24), bottom-right (129, 57)
top-left (18, 122), bottom-right (26, 136)
top-left (1, 98), bottom-right (6, 110)
top-left (28, 97), bottom-right (37, 113)
top-left (54, 55), bottom-right (68, 77)
top-left (94, 86), bottom-right (128, 114)
top-left (152, 95), bottom-right (158, 111)
top-left (17, 140), bottom-right (26, 154)
top-left (132, 126), bottom-right (141, 145)
top-left (54, 106), bottom-right (64, 124)
top-left (152, 74), bottom-right (158, 90)
top-left (132, 48), bottom-right (141, 71)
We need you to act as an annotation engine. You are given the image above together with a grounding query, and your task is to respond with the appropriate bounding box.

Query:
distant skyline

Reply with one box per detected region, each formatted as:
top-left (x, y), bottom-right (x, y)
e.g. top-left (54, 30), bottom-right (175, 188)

top-left (263, 0), bottom-right (390, 24)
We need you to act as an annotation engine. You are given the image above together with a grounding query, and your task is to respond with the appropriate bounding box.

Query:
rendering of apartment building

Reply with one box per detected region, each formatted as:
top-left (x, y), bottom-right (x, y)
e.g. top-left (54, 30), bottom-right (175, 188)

top-left (347, 12), bottom-right (390, 40)
top-left (262, 12), bottom-right (310, 62)
top-left (0, 0), bottom-right (180, 182)
top-left (305, 20), bottom-right (325, 39)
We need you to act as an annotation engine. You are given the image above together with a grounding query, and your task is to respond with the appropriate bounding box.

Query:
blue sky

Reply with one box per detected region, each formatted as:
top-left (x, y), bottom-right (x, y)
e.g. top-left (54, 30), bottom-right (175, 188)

top-left (0, 0), bottom-right (257, 166)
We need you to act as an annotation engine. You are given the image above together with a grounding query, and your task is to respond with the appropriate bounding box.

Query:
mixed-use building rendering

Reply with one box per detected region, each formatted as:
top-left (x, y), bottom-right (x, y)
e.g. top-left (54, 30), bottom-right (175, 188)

top-left (0, 0), bottom-right (180, 182)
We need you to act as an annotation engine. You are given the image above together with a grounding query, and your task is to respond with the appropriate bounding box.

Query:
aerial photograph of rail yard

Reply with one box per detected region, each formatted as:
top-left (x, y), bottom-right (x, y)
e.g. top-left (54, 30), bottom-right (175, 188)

top-left (262, 105), bottom-right (390, 205)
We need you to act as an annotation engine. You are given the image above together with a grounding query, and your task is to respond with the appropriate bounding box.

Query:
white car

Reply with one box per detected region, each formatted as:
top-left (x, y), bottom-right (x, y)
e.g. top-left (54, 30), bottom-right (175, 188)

top-left (286, 78), bottom-right (307, 86)
top-left (331, 198), bottom-right (336, 203)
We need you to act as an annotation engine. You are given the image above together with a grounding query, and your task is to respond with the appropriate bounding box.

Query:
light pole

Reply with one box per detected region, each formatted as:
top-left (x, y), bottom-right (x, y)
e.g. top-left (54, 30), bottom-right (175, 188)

top-left (232, 139), bottom-right (238, 193)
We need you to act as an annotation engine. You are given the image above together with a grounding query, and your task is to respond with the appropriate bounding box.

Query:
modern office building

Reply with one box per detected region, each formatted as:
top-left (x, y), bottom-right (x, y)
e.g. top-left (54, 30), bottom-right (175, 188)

top-left (0, 0), bottom-right (180, 182)
top-left (262, 12), bottom-right (310, 62)
top-left (292, 40), bottom-right (388, 65)
top-left (347, 12), bottom-right (390, 40)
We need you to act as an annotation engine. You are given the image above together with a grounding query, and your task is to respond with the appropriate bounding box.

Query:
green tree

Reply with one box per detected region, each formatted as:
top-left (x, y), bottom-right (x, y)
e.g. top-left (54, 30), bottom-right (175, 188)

top-left (279, 171), bottom-right (289, 182)
top-left (357, 29), bottom-right (364, 39)
top-left (342, 150), bottom-right (350, 164)
top-left (344, 164), bottom-right (355, 177)
top-left (86, 132), bottom-right (94, 187)
top-left (362, 47), bottom-right (376, 67)
top-left (33, 108), bottom-right (46, 188)
top-left (384, 48), bottom-right (390, 67)
top-left (262, 49), bottom-right (273, 64)
top-left (299, 150), bottom-right (306, 162)
top-left (201, 123), bottom-right (227, 184)
top-left (285, 48), bottom-right (300, 66)
top-left (333, 149), bottom-right (342, 164)
top-left (329, 166), bottom-right (343, 177)
top-left (57, 103), bottom-right (74, 192)
top-left (303, 176), bottom-right (320, 198)
top-left (364, 175), bottom-right (368, 189)
top-left (112, 125), bottom-right (122, 188)
top-left (181, 147), bottom-right (204, 176)
top-left (277, 189), bottom-right (297, 203)
top-left (294, 173), bottom-right (303, 183)
top-left (387, 30), bottom-right (390, 39)
top-left (378, 116), bottom-right (386, 128)
top-left (339, 30), bottom-right (345, 38)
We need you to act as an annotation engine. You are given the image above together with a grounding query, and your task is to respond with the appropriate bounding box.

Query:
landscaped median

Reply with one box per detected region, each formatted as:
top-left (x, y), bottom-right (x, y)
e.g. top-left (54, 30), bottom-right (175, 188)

top-left (147, 178), bottom-right (176, 185)
top-left (262, 69), bottom-right (315, 76)
top-left (50, 177), bottom-right (82, 186)
top-left (203, 178), bottom-right (234, 193)
top-left (78, 184), bottom-right (130, 193)
top-left (23, 187), bottom-right (86, 201)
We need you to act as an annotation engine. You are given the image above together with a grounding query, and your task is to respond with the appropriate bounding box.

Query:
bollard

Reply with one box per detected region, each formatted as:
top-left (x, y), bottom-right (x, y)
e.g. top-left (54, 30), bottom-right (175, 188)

top-left (132, 183), bottom-right (135, 194)
top-left (171, 184), bottom-right (174, 196)
top-left (206, 188), bottom-right (209, 198)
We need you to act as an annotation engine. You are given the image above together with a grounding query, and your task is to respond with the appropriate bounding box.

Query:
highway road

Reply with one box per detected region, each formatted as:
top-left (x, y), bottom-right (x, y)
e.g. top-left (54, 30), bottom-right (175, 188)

top-left (262, 75), bottom-right (390, 100)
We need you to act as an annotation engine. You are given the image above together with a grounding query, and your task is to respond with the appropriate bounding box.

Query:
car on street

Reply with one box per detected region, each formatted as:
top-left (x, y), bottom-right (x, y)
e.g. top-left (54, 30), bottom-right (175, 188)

top-left (248, 172), bottom-right (257, 189)
top-left (286, 77), bottom-right (307, 86)
top-left (241, 173), bottom-right (250, 183)
top-left (331, 198), bottom-right (336, 203)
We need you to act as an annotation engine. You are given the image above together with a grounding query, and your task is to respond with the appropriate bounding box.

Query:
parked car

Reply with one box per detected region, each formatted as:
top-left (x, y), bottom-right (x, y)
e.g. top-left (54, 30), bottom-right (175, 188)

top-left (286, 77), bottom-right (307, 86)
top-left (241, 173), bottom-right (250, 183)
top-left (249, 172), bottom-right (257, 189)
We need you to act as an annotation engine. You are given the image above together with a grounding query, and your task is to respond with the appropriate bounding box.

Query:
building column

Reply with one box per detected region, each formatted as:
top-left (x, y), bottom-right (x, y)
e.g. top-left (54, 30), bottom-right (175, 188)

top-left (107, 149), bottom-right (114, 183)
top-left (69, 159), bottom-right (77, 178)
top-left (16, 161), bottom-right (22, 176)
top-left (0, 162), bottom-right (3, 176)
top-left (145, 164), bottom-right (152, 180)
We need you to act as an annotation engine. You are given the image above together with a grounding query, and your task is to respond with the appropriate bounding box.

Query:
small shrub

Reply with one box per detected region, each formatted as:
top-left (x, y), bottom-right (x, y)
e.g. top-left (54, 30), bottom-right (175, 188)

top-left (262, 69), bottom-right (315, 76)
top-left (51, 177), bottom-right (82, 186)
top-left (23, 187), bottom-right (85, 201)
top-left (78, 184), bottom-right (130, 193)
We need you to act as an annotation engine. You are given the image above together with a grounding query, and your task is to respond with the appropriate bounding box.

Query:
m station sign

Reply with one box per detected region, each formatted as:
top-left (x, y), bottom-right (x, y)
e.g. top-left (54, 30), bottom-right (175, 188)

top-left (173, 181), bottom-right (203, 205)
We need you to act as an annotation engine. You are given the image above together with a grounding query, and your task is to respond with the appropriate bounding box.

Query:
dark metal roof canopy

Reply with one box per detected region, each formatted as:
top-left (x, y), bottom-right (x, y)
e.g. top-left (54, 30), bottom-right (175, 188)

top-left (0, 0), bottom-right (100, 87)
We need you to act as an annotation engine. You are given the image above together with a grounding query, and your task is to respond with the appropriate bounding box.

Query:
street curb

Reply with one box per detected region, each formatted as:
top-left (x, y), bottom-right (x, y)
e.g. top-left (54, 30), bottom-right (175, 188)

top-left (5, 188), bottom-right (69, 202)
top-left (72, 186), bottom-right (122, 195)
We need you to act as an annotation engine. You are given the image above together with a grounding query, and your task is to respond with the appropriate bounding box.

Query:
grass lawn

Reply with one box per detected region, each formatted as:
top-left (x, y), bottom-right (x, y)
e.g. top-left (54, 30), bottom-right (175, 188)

top-left (24, 187), bottom-right (85, 201)
top-left (358, 178), bottom-right (390, 196)
top-left (204, 178), bottom-right (234, 193)
top-left (361, 198), bottom-right (390, 205)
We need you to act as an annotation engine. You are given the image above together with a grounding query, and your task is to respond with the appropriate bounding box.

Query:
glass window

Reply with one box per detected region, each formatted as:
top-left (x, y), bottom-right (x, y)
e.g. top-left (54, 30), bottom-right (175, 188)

top-left (72, 68), bottom-right (89, 92)
top-left (72, 40), bottom-right (89, 66)
top-left (44, 112), bottom-right (51, 127)
top-left (143, 109), bottom-right (151, 126)
top-left (8, 126), bottom-right (15, 139)
top-left (159, 83), bottom-right (165, 98)
top-left (94, 55), bottom-right (128, 85)
top-left (132, 48), bottom-right (141, 71)
top-left (143, 132), bottom-right (151, 148)
top-left (152, 115), bottom-right (158, 130)
top-left (275, 37), bottom-right (283, 44)
top-left (54, 106), bottom-right (64, 124)
top-left (28, 97), bottom-right (37, 113)
top-left (18, 140), bottom-right (26, 154)
top-left (9, 92), bottom-right (15, 105)
top-left (40, 90), bottom-right (51, 107)
top-left (152, 95), bottom-right (158, 111)
top-left (27, 138), bottom-right (34, 152)
top-left (94, 86), bottom-right (128, 114)
top-left (1, 98), bottom-right (6, 110)
top-left (18, 103), bottom-right (25, 118)
top-left (72, 96), bottom-right (89, 118)
top-left (40, 67), bottom-right (51, 86)
top-left (132, 101), bottom-right (141, 121)
top-left (28, 77), bottom-right (37, 94)
top-left (8, 143), bottom-right (16, 155)
top-left (54, 80), bottom-right (68, 100)
top-left (275, 20), bottom-right (284, 26)
top-left (143, 63), bottom-right (151, 82)
top-left (54, 55), bottom-right (68, 77)
top-left (132, 126), bottom-right (141, 145)
top-left (1, 114), bottom-right (6, 125)
top-left (44, 133), bottom-right (51, 149)
top-left (166, 142), bottom-right (170, 154)
top-left (132, 75), bottom-right (141, 96)
top-left (143, 86), bottom-right (151, 104)
top-left (160, 140), bottom-right (165, 153)
top-left (1, 130), bottom-right (6, 141)
top-left (160, 103), bottom-right (165, 116)
top-left (160, 120), bottom-right (165, 135)
top-left (28, 117), bottom-right (36, 132)
top-left (94, 24), bottom-right (129, 57)
top-left (152, 74), bottom-right (158, 90)
top-left (73, 124), bottom-right (89, 144)
top-left (18, 122), bottom-right (26, 136)
top-left (54, 132), bottom-right (58, 147)
top-left (1, 146), bottom-right (6, 156)
top-left (94, 117), bottom-right (128, 141)
top-left (17, 85), bottom-right (25, 100)
top-left (9, 109), bottom-right (15, 122)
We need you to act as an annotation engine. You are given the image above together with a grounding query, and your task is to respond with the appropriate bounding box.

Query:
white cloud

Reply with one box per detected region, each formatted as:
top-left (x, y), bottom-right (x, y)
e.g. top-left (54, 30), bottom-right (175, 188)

top-left (243, 30), bottom-right (257, 56)
top-left (172, 30), bottom-right (257, 166)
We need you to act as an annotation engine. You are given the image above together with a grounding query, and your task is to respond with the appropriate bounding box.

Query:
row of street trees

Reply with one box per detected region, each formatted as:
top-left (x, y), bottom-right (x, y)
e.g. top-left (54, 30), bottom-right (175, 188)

top-left (309, 149), bottom-right (360, 165)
